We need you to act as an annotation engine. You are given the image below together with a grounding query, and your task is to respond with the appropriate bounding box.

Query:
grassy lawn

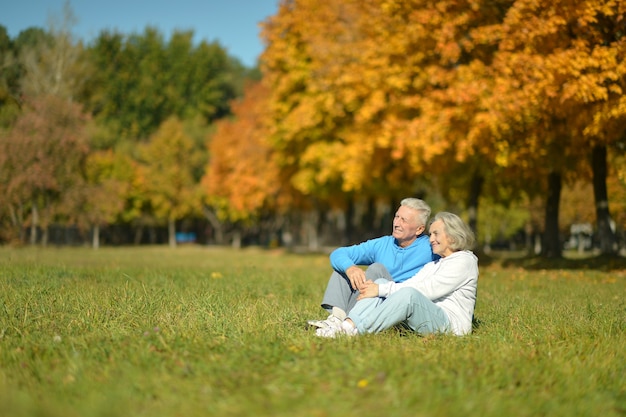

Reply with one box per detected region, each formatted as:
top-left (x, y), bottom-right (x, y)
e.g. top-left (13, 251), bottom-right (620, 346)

top-left (1, 246), bottom-right (624, 417)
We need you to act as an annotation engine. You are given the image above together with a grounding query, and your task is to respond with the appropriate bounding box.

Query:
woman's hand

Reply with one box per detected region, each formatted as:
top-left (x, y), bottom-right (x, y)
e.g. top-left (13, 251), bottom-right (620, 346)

top-left (357, 280), bottom-right (379, 300)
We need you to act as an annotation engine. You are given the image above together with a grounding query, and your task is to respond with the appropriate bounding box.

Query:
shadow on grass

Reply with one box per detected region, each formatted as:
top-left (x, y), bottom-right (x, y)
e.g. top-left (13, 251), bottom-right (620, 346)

top-left (476, 250), bottom-right (626, 271)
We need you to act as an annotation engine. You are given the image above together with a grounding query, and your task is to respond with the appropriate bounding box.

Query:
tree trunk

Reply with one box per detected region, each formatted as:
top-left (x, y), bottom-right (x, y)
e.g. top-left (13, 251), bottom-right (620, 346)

top-left (203, 206), bottom-right (224, 245)
top-left (30, 202), bottom-right (38, 246)
top-left (41, 196), bottom-right (50, 247)
top-left (231, 229), bottom-right (241, 249)
top-left (467, 173), bottom-right (484, 238)
top-left (168, 218), bottom-right (177, 248)
top-left (363, 198), bottom-right (378, 239)
top-left (542, 171), bottom-right (562, 258)
top-left (306, 210), bottom-right (320, 251)
top-left (9, 203), bottom-right (26, 243)
top-left (345, 198), bottom-right (355, 245)
top-left (524, 222), bottom-right (534, 255)
top-left (92, 224), bottom-right (100, 249)
top-left (134, 226), bottom-right (143, 245)
top-left (592, 145), bottom-right (617, 255)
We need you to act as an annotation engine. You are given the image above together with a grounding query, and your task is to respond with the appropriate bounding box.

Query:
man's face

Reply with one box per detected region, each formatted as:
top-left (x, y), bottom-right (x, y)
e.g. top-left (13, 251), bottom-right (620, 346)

top-left (392, 205), bottom-right (425, 247)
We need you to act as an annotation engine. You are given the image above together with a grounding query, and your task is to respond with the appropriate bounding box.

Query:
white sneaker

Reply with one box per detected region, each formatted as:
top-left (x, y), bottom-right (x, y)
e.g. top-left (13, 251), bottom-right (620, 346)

top-left (315, 320), bottom-right (357, 338)
top-left (307, 314), bottom-right (342, 329)
top-left (315, 325), bottom-right (341, 338)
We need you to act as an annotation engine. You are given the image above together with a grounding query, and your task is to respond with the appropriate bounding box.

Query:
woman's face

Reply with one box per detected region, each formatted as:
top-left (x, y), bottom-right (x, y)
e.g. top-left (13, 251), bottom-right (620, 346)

top-left (428, 219), bottom-right (454, 257)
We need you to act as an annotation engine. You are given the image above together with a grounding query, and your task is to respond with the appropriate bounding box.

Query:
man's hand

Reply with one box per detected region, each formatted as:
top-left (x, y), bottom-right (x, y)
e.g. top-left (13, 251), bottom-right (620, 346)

top-left (357, 281), bottom-right (379, 300)
top-left (345, 265), bottom-right (367, 290)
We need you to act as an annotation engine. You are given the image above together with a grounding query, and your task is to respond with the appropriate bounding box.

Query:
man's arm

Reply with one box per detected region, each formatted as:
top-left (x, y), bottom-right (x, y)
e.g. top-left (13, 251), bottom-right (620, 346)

top-left (329, 239), bottom-right (380, 272)
top-left (329, 239), bottom-right (381, 290)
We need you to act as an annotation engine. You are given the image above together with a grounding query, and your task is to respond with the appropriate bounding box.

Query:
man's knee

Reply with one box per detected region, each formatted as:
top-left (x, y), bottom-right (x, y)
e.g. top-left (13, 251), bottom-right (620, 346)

top-left (365, 263), bottom-right (391, 280)
top-left (328, 270), bottom-right (350, 285)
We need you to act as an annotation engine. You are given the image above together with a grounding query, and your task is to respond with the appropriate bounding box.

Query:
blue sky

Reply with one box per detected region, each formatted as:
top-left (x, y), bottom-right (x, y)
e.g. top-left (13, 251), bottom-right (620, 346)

top-left (1, 0), bottom-right (280, 67)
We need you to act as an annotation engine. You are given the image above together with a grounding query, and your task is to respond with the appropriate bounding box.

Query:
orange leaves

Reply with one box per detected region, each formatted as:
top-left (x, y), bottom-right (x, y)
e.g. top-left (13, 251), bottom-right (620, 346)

top-left (202, 82), bottom-right (285, 222)
top-left (252, 0), bottom-right (626, 213)
top-left (491, 0), bottom-right (626, 166)
top-left (559, 45), bottom-right (623, 105)
top-left (292, 141), bottom-right (345, 193)
top-left (355, 90), bottom-right (387, 124)
top-left (262, 0), bottom-right (438, 197)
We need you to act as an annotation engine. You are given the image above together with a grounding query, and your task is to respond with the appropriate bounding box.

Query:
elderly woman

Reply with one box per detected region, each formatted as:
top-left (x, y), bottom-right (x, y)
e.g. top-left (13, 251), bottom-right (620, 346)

top-left (316, 212), bottom-right (478, 338)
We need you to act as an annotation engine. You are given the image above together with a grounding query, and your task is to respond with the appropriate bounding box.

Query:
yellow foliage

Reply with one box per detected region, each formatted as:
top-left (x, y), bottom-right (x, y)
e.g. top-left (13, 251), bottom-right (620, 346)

top-left (256, 0), bottom-right (626, 209)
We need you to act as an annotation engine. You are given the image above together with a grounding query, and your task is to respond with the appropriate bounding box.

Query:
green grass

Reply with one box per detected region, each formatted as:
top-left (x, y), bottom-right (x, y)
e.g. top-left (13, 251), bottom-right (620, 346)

top-left (1, 246), bottom-right (624, 417)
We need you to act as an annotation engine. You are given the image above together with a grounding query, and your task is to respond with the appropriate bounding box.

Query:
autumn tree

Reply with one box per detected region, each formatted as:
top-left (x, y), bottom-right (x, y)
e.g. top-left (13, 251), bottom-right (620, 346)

top-left (261, 0), bottom-right (517, 243)
top-left (202, 81), bottom-right (302, 246)
top-left (261, 0), bottom-right (423, 202)
top-left (138, 117), bottom-right (203, 247)
top-left (0, 2), bottom-right (95, 246)
top-left (262, 0), bottom-right (433, 242)
top-left (359, 0), bottom-right (513, 238)
top-left (479, 0), bottom-right (626, 256)
top-left (0, 95), bottom-right (90, 245)
top-left (75, 149), bottom-right (135, 248)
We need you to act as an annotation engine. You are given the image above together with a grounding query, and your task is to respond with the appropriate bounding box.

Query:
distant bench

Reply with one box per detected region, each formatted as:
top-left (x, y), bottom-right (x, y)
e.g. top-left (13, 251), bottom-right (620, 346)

top-left (175, 232), bottom-right (197, 244)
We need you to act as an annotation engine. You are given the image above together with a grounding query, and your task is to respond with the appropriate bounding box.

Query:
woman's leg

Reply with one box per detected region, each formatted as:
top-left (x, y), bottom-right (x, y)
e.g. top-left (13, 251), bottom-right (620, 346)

top-left (349, 288), bottom-right (450, 335)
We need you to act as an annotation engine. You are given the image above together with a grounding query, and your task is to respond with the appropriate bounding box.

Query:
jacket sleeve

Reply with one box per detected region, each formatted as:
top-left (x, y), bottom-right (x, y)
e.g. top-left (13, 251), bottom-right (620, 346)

top-left (329, 238), bottom-right (382, 273)
top-left (378, 253), bottom-right (475, 300)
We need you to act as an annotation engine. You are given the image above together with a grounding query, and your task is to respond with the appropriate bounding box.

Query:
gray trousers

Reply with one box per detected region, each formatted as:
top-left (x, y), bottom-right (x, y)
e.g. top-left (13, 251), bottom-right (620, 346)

top-left (320, 263), bottom-right (393, 314)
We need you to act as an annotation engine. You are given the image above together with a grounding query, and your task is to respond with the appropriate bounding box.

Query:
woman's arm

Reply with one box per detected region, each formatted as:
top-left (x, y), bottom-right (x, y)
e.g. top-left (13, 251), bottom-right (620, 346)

top-left (379, 252), bottom-right (476, 300)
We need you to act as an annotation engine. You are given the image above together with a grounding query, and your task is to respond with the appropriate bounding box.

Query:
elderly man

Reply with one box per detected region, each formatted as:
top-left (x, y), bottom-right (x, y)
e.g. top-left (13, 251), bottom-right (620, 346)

top-left (308, 197), bottom-right (437, 329)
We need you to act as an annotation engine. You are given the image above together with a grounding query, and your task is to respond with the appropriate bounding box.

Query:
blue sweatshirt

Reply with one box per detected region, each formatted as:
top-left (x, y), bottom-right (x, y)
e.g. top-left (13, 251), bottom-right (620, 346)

top-left (329, 235), bottom-right (437, 283)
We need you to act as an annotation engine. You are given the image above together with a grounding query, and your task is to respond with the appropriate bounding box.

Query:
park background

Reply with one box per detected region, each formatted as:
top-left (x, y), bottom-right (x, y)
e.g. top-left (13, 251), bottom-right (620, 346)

top-left (1, 0), bottom-right (626, 259)
top-left (1, 2), bottom-right (625, 416)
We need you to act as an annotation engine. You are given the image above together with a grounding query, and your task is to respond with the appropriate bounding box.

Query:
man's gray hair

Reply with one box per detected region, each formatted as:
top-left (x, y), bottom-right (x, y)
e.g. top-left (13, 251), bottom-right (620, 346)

top-left (400, 198), bottom-right (431, 226)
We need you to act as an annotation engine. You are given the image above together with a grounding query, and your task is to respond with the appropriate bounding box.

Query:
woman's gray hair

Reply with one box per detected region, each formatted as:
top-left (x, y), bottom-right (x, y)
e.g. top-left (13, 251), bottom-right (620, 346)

top-left (432, 211), bottom-right (475, 251)
top-left (400, 198), bottom-right (431, 227)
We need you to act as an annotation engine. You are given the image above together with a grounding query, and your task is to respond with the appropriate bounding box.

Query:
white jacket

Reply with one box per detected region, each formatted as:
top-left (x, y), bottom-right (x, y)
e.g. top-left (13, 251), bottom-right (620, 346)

top-left (377, 250), bottom-right (479, 335)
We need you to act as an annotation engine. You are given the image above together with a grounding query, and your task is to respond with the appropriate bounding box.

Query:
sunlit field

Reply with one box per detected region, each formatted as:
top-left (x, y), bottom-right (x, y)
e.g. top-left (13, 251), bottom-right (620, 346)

top-left (1, 246), bottom-right (624, 417)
